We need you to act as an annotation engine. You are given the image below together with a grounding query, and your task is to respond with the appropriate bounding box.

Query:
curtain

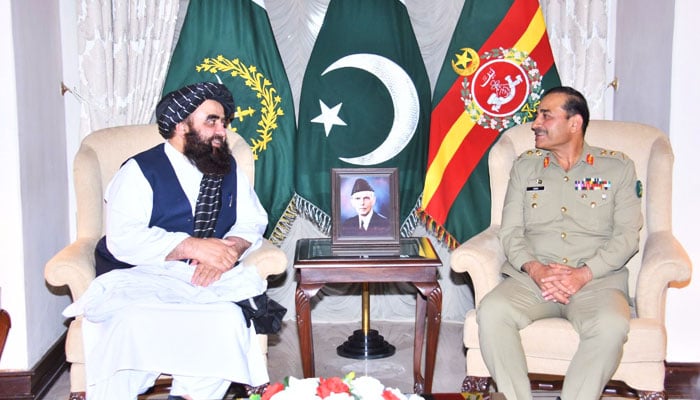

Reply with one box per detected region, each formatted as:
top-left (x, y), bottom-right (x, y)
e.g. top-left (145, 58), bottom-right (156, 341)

top-left (77, 0), bottom-right (180, 137)
top-left (541, 0), bottom-right (611, 118)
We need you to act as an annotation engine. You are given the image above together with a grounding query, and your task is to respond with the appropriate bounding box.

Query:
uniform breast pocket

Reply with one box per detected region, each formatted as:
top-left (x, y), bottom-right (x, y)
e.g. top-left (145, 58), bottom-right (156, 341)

top-left (572, 191), bottom-right (614, 230)
top-left (523, 189), bottom-right (559, 224)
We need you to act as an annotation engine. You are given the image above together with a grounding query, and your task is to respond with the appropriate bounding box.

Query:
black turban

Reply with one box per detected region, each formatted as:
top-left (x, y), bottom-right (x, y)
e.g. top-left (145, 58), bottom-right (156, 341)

top-left (156, 82), bottom-right (235, 138)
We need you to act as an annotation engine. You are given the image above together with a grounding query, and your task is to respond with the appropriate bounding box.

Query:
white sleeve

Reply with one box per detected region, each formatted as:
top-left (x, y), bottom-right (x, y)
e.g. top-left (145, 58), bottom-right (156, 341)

top-left (105, 159), bottom-right (189, 266)
top-left (224, 165), bottom-right (268, 259)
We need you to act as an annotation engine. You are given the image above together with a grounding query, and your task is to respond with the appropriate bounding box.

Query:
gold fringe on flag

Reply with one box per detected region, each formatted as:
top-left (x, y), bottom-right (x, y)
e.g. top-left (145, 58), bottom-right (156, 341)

top-left (293, 194), bottom-right (333, 237)
top-left (267, 196), bottom-right (300, 246)
top-left (417, 208), bottom-right (460, 249)
top-left (400, 197), bottom-right (422, 238)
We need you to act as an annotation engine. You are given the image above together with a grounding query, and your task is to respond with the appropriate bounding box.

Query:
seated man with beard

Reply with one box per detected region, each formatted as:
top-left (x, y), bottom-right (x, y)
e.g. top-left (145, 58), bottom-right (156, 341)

top-left (75, 82), bottom-right (272, 400)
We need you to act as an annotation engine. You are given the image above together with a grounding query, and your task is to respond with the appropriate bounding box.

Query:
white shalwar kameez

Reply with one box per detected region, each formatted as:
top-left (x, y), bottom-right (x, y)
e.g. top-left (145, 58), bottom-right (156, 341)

top-left (63, 143), bottom-right (271, 400)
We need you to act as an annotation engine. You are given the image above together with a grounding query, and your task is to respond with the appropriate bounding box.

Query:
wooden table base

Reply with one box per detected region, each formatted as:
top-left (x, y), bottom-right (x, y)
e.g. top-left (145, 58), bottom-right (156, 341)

top-left (293, 237), bottom-right (443, 394)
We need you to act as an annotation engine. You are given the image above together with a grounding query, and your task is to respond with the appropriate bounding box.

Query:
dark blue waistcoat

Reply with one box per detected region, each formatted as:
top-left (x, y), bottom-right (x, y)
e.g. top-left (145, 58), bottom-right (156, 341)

top-left (95, 143), bottom-right (238, 275)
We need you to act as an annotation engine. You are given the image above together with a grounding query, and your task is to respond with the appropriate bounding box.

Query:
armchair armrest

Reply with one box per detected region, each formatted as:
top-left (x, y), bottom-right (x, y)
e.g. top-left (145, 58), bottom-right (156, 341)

top-left (450, 225), bottom-right (505, 305)
top-left (635, 230), bottom-right (692, 320)
top-left (242, 239), bottom-right (288, 280)
top-left (45, 236), bottom-right (286, 302)
top-left (44, 237), bottom-right (98, 301)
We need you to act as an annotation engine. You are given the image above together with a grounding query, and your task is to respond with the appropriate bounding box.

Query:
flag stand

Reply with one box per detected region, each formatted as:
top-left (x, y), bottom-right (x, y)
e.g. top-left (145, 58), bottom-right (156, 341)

top-left (336, 282), bottom-right (395, 359)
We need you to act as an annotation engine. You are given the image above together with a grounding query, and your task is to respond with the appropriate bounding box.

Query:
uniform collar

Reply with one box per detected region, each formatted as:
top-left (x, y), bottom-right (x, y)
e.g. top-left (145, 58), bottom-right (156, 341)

top-left (543, 141), bottom-right (593, 169)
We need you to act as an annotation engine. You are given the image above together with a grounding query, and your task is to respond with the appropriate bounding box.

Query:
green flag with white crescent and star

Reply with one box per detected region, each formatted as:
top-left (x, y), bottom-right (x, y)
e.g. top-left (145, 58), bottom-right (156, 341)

top-left (161, 0), bottom-right (296, 243)
top-left (295, 0), bottom-right (431, 236)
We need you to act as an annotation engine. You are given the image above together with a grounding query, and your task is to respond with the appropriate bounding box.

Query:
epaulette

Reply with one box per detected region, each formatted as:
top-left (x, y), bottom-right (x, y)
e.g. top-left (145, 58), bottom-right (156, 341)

top-left (594, 148), bottom-right (628, 161)
top-left (518, 149), bottom-right (546, 159)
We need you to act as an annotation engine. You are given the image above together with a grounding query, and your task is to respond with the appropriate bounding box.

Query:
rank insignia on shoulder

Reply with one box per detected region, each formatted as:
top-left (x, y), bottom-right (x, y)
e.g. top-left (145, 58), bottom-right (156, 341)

top-left (636, 180), bottom-right (643, 198)
top-left (522, 149), bottom-right (544, 159)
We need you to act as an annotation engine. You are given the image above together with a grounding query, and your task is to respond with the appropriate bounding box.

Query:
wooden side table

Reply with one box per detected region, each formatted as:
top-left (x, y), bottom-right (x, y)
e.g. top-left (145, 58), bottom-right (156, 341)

top-left (293, 237), bottom-right (443, 394)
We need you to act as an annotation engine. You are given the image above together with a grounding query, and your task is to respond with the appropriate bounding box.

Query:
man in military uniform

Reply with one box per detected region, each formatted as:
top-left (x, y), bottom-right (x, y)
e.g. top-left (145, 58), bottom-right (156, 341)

top-left (477, 86), bottom-right (643, 400)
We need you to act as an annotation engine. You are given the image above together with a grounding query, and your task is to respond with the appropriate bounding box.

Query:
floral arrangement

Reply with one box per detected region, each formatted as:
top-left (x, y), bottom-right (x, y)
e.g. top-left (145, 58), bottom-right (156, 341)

top-left (250, 372), bottom-right (425, 400)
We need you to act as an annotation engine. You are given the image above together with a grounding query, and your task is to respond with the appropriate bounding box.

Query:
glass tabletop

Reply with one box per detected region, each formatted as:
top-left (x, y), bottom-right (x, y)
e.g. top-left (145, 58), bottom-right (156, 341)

top-left (296, 237), bottom-right (437, 261)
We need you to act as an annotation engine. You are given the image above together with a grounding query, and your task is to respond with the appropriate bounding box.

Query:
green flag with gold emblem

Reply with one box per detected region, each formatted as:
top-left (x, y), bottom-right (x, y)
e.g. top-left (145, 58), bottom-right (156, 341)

top-left (162, 0), bottom-right (296, 242)
top-left (295, 0), bottom-right (431, 236)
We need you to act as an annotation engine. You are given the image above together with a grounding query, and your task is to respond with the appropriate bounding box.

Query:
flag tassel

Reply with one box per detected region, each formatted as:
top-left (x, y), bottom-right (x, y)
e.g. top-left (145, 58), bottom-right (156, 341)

top-left (418, 209), bottom-right (459, 249)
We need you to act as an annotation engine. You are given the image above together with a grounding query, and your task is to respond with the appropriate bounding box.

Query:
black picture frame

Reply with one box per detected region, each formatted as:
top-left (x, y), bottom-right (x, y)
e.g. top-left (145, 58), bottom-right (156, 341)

top-left (330, 167), bottom-right (400, 254)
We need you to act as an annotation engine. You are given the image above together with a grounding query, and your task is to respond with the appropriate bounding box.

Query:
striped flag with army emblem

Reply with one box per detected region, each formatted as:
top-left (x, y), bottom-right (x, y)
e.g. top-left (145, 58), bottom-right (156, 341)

top-left (295, 0), bottom-right (431, 236)
top-left (162, 0), bottom-right (296, 243)
top-left (420, 0), bottom-right (561, 246)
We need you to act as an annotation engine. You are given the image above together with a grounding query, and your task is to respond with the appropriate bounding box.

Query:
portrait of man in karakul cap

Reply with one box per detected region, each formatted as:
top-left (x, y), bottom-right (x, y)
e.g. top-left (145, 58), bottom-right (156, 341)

top-left (341, 177), bottom-right (391, 236)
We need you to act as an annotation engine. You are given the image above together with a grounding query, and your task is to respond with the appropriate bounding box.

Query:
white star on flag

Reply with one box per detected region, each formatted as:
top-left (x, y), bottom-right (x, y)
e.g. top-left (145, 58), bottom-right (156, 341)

top-left (311, 100), bottom-right (347, 136)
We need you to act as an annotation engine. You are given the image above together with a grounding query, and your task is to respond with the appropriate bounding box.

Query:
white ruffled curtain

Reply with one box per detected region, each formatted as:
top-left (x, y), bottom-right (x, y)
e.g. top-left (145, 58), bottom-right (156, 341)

top-left (77, 0), bottom-right (180, 137)
top-left (76, 0), bottom-right (610, 322)
top-left (541, 0), bottom-right (611, 118)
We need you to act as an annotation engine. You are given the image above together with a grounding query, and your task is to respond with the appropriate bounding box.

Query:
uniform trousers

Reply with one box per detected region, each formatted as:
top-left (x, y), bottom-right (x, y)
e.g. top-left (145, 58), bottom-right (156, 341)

top-left (476, 276), bottom-right (630, 400)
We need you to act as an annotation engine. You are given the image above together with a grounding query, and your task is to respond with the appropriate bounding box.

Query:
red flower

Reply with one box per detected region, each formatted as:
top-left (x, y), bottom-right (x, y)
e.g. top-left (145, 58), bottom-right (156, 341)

top-left (317, 376), bottom-right (350, 398)
top-left (261, 382), bottom-right (285, 400)
top-left (381, 389), bottom-right (401, 400)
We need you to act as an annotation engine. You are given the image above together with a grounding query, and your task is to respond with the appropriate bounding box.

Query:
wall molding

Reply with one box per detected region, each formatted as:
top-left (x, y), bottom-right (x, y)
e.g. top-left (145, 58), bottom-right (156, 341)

top-left (665, 362), bottom-right (700, 399)
top-left (530, 362), bottom-right (699, 398)
top-left (0, 333), bottom-right (66, 400)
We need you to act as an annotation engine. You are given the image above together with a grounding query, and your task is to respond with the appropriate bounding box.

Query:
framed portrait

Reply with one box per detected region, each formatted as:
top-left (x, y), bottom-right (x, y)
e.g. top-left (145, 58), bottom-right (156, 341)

top-left (331, 167), bottom-right (400, 254)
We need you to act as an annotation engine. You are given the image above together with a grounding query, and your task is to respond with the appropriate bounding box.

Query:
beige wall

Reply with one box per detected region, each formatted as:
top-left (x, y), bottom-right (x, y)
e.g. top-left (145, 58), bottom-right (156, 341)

top-left (0, 0), bottom-right (71, 369)
top-left (613, 0), bottom-right (699, 362)
top-left (613, 0), bottom-right (673, 132)
top-left (667, 0), bottom-right (700, 362)
top-left (0, 0), bottom-right (27, 369)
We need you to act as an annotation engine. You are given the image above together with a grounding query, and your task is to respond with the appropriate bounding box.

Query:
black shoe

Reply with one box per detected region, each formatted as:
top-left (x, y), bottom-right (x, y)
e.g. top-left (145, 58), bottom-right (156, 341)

top-left (245, 382), bottom-right (269, 396)
top-left (226, 382), bottom-right (249, 398)
top-left (167, 396), bottom-right (186, 400)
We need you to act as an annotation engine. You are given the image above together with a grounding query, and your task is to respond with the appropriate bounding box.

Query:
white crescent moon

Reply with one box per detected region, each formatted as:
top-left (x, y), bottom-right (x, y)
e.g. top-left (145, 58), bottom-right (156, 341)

top-left (322, 53), bottom-right (419, 165)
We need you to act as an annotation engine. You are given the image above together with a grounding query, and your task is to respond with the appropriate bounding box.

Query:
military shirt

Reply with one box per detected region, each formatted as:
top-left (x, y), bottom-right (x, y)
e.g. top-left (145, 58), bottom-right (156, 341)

top-left (499, 142), bottom-right (643, 293)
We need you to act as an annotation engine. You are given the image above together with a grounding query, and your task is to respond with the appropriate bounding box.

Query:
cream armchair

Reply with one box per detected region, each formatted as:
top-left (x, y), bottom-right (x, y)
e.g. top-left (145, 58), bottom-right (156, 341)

top-left (44, 124), bottom-right (288, 399)
top-left (451, 120), bottom-right (691, 399)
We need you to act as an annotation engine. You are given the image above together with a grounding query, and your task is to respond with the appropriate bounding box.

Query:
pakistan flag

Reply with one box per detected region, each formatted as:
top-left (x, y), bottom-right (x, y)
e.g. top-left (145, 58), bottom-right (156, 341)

top-left (162, 0), bottom-right (296, 242)
top-left (296, 0), bottom-right (431, 235)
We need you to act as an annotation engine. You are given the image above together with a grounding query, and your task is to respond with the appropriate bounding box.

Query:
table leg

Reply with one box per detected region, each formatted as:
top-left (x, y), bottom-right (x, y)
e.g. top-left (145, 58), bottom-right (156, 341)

top-left (413, 287), bottom-right (427, 394)
top-left (413, 282), bottom-right (443, 394)
top-left (424, 284), bottom-right (442, 393)
top-left (295, 283), bottom-right (324, 378)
